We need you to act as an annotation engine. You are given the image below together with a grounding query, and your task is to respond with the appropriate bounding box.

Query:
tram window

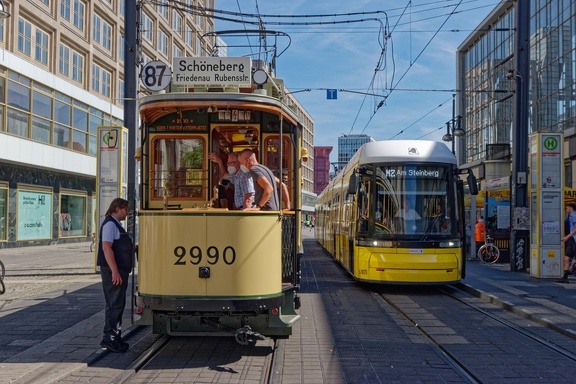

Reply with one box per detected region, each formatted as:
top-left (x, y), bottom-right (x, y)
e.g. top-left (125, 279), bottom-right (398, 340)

top-left (264, 135), bottom-right (291, 173)
top-left (152, 137), bottom-right (206, 199)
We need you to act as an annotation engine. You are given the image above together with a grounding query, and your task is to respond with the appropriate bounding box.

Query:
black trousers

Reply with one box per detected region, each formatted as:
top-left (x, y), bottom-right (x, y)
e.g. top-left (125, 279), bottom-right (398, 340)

top-left (100, 266), bottom-right (129, 341)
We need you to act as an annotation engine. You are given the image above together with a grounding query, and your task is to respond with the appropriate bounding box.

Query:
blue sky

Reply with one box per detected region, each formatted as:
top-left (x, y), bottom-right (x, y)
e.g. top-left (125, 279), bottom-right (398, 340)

top-left (214, 1), bottom-right (501, 163)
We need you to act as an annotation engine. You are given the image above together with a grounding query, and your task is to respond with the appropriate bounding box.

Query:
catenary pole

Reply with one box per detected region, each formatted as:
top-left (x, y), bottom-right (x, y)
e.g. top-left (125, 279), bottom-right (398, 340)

top-left (510, 1), bottom-right (530, 272)
top-left (124, 0), bottom-right (137, 239)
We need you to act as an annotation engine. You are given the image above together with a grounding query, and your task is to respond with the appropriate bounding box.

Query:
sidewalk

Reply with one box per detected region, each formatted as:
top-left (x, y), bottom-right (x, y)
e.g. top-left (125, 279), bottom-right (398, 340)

top-left (462, 259), bottom-right (576, 338)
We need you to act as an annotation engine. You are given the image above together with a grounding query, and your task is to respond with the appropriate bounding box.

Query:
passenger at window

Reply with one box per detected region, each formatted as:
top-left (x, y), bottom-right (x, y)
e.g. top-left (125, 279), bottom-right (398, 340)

top-left (238, 149), bottom-right (290, 211)
top-left (209, 152), bottom-right (254, 209)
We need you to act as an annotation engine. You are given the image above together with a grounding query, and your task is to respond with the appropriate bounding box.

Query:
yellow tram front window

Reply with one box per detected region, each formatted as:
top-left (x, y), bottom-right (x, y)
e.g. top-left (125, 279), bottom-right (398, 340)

top-left (151, 136), bottom-right (206, 199)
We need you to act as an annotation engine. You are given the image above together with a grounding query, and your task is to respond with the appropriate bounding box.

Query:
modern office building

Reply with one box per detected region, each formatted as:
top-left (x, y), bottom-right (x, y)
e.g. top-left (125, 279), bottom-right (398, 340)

top-left (458, 1), bottom-right (576, 184)
top-left (456, 1), bottom-right (576, 263)
top-left (335, 134), bottom-right (373, 173)
top-left (313, 146), bottom-right (332, 195)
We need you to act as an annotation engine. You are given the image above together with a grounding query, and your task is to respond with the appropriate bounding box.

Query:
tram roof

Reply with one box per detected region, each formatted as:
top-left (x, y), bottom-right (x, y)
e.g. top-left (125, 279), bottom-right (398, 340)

top-left (139, 91), bottom-right (300, 126)
top-left (354, 140), bottom-right (457, 166)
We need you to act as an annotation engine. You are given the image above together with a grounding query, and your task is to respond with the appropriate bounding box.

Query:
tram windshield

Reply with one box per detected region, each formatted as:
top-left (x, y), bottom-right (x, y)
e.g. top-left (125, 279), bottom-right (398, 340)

top-left (357, 164), bottom-right (457, 237)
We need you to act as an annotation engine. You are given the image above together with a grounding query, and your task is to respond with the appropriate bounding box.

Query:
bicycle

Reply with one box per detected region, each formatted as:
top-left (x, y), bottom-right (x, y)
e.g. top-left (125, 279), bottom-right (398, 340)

top-left (478, 234), bottom-right (500, 264)
top-left (0, 259), bottom-right (5, 295)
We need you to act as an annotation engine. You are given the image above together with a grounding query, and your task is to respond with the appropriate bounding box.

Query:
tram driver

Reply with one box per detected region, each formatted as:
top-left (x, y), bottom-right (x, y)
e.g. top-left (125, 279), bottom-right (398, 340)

top-left (395, 199), bottom-right (422, 233)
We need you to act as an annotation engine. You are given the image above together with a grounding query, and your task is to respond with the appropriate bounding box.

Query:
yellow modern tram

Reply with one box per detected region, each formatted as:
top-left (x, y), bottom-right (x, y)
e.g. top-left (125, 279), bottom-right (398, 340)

top-left (315, 140), bottom-right (478, 284)
top-left (133, 87), bottom-right (303, 343)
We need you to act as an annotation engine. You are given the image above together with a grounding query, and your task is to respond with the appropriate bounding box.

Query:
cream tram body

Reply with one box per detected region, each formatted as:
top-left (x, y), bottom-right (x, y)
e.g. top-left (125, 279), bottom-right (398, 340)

top-left (134, 91), bottom-right (302, 340)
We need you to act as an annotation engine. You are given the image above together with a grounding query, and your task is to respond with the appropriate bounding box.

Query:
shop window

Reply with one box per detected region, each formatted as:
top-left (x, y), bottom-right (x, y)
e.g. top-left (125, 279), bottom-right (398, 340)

top-left (17, 188), bottom-right (52, 241)
top-left (60, 192), bottom-right (87, 237)
top-left (0, 183), bottom-right (7, 241)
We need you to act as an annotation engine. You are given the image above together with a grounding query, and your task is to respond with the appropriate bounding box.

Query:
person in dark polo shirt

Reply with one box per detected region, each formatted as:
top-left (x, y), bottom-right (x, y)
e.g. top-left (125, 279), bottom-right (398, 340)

top-left (97, 198), bottom-right (133, 352)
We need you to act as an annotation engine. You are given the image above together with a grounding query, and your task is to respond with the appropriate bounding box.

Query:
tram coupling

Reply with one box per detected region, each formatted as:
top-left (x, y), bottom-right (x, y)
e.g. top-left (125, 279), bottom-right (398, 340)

top-left (235, 325), bottom-right (265, 345)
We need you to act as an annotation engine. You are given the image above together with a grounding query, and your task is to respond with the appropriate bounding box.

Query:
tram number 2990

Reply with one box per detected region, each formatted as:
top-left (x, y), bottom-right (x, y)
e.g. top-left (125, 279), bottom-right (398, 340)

top-left (173, 246), bottom-right (236, 266)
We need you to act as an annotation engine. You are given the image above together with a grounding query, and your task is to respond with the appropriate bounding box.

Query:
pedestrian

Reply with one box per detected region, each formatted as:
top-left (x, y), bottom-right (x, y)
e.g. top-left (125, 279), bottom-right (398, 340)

top-left (558, 203), bottom-right (576, 283)
top-left (238, 149), bottom-right (290, 211)
top-left (209, 152), bottom-right (254, 209)
top-left (475, 216), bottom-right (486, 244)
top-left (97, 198), bottom-right (133, 352)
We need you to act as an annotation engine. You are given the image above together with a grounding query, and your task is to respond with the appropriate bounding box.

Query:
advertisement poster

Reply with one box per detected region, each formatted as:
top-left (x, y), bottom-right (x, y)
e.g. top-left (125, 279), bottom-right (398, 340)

top-left (17, 190), bottom-right (52, 240)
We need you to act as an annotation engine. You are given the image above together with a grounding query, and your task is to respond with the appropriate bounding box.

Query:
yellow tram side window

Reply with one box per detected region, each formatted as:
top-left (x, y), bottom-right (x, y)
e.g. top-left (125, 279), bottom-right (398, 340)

top-left (151, 136), bottom-right (207, 200)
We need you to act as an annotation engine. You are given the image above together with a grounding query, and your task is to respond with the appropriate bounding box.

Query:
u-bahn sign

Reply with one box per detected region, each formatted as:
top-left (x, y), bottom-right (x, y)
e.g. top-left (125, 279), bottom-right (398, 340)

top-left (173, 57), bottom-right (252, 87)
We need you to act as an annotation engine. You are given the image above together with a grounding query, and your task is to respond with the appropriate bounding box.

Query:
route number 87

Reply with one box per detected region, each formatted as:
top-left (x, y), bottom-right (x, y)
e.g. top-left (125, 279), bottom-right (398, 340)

top-left (173, 246), bottom-right (236, 266)
top-left (140, 60), bottom-right (172, 91)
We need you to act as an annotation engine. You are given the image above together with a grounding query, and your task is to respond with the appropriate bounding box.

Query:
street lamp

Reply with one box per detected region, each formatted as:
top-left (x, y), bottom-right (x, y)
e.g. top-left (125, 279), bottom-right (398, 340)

top-left (442, 116), bottom-right (465, 155)
top-left (442, 93), bottom-right (465, 155)
top-left (0, 0), bottom-right (10, 19)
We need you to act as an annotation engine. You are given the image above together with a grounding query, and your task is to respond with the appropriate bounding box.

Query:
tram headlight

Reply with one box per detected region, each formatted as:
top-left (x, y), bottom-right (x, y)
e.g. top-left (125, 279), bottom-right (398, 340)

top-left (439, 240), bottom-right (461, 248)
top-left (356, 239), bottom-right (393, 247)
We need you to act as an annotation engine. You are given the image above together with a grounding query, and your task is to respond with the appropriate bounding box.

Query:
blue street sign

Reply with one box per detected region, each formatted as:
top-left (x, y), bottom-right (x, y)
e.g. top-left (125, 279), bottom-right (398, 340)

top-left (327, 89), bottom-right (337, 100)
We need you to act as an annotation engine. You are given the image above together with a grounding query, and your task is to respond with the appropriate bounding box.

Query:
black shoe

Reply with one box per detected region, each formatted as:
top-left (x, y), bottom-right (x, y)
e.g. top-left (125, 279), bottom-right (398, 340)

top-left (556, 278), bottom-right (569, 284)
top-left (117, 333), bottom-right (129, 349)
top-left (100, 338), bottom-right (129, 353)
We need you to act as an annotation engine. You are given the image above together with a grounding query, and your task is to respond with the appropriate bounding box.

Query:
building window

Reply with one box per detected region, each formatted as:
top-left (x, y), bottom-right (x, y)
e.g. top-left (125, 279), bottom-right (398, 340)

top-left (118, 79), bottom-right (124, 102)
top-left (59, 44), bottom-right (70, 76)
top-left (35, 28), bottom-right (49, 65)
top-left (17, 18), bottom-right (32, 56)
top-left (158, 0), bottom-right (168, 19)
top-left (18, 19), bottom-right (49, 66)
top-left (92, 64), bottom-right (100, 93)
top-left (60, 192), bottom-right (87, 238)
top-left (185, 24), bottom-right (193, 49)
top-left (61, 0), bottom-right (71, 21)
top-left (118, 34), bottom-right (125, 61)
top-left (72, 51), bottom-right (84, 83)
top-left (141, 12), bottom-right (153, 42)
top-left (158, 29), bottom-right (168, 56)
top-left (32, 87), bottom-right (52, 143)
top-left (173, 10), bottom-right (182, 36)
top-left (92, 63), bottom-right (111, 97)
top-left (62, 0), bottom-right (85, 31)
top-left (93, 14), bottom-right (112, 51)
top-left (73, 0), bottom-right (85, 31)
top-left (173, 44), bottom-right (182, 60)
top-left (0, 18), bottom-right (5, 43)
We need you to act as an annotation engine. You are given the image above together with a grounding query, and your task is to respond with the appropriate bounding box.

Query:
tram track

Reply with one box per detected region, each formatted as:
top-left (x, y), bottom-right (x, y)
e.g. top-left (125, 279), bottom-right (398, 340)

top-left (442, 285), bottom-right (576, 362)
top-left (101, 333), bottom-right (278, 384)
top-left (375, 285), bottom-right (576, 383)
top-left (376, 292), bottom-right (483, 384)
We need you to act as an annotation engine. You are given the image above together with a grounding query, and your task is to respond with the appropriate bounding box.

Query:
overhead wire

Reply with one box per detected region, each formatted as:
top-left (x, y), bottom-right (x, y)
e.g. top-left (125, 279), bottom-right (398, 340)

top-left (166, 0), bottom-right (494, 140)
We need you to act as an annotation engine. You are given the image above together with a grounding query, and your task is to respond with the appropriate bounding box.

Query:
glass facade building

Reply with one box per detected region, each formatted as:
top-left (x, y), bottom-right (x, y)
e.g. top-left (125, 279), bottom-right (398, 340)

top-left (336, 134), bottom-right (374, 172)
top-left (456, 0), bottom-right (576, 262)
top-left (458, 1), bottom-right (576, 171)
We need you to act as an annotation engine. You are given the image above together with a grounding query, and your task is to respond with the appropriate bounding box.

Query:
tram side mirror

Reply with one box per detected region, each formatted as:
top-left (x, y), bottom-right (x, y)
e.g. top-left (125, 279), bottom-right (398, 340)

top-left (348, 172), bottom-right (359, 195)
top-left (467, 172), bottom-right (478, 195)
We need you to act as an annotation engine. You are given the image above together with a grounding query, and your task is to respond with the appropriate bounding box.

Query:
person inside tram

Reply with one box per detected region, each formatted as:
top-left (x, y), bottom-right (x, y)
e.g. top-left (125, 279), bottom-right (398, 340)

top-left (217, 179), bottom-right (234, 210)
top-left (209, 152), bottom-right (254, 209)
top-left (395, 199), bottom-right (422, 233)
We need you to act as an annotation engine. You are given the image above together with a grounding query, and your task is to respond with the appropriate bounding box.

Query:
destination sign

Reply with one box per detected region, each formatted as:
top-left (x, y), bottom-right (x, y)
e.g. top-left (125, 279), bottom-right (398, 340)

top-left (172, 57), bottom-right (252, 87)
top-left (383, 168), bottom-right (442, 178)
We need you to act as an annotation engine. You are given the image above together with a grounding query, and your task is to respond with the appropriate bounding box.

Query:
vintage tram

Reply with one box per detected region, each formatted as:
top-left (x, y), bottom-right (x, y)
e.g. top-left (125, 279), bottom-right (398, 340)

top-left (133, 84), bottom-right (303, 343)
